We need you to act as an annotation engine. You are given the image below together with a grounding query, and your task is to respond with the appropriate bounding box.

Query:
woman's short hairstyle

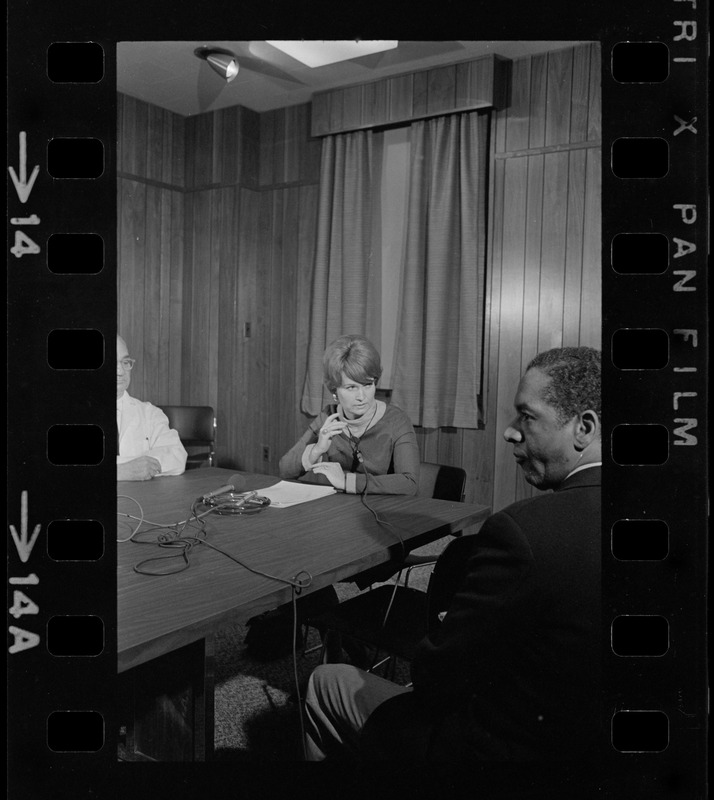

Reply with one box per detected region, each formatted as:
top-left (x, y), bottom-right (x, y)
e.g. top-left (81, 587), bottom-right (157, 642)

top-left (323, 334), bottom-right (383, 392)
top-left (526, 347), bottom-right (601, 425)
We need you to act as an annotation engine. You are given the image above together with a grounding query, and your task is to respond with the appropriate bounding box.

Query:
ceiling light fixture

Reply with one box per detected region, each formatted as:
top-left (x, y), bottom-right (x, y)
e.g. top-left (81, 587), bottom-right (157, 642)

top-left (265, 40), bottom-right (398, 68)
top-left (194, 46), bottom-right (239, 82)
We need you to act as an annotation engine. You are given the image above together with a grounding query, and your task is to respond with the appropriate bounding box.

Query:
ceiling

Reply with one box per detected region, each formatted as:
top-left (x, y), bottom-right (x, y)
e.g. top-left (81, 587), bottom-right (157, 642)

top-left (117, 40), bottom-right (586, 117)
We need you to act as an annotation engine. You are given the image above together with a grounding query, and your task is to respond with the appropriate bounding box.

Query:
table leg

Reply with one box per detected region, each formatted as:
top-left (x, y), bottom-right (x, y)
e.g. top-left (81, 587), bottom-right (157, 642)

top-left (118, 636), bottom-right (215, 761)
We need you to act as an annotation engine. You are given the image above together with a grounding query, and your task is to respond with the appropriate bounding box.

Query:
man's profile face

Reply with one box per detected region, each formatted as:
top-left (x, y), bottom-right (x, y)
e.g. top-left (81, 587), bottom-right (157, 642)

top-left (504, 368), bottom-right (578, 490)
top-left (117, 336), bottom-right (131, 399)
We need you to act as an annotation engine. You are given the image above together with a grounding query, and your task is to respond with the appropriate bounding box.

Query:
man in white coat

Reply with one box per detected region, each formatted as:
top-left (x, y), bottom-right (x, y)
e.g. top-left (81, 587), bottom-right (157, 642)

top-left (116, 335), bottom-right (187, 481)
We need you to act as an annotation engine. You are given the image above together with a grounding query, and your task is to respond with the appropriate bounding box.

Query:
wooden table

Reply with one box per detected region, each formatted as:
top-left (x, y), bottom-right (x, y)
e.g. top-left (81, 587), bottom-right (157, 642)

top-left (117, 468), bottom-right (491, 760)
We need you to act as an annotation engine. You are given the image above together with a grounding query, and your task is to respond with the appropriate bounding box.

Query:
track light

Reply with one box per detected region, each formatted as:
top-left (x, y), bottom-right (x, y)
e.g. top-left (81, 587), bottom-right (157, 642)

top-left (194, 46), bottom-right (239, 82)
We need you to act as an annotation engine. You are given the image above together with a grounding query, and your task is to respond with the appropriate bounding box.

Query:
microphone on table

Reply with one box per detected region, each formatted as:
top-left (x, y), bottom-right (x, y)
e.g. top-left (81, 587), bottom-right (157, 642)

top-left (198, 474), bottom-right (267, 515)
top-left (201, 474), bottom-right (246, 502)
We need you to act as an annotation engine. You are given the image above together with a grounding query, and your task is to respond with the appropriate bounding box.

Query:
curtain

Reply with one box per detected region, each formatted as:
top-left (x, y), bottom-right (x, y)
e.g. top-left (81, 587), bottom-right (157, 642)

top-left (301, 130), bottom-right (380, 416)
top-left (391, 111), bottom-right (488, 428)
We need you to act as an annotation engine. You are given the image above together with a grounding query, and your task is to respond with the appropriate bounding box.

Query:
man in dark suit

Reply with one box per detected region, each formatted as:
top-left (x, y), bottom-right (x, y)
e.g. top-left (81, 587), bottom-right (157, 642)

top-left (303, 346), bottom-right (602, 762)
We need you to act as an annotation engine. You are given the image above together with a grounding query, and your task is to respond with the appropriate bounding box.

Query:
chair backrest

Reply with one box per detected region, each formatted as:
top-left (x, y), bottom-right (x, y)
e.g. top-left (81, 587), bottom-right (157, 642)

top-left (426, 534), bottom-right (478, 631)
top-left (415, 461), bottom-right (468, 543)
top-left (417, 462), bottom-right (467, 503)
top-left (160, 405), bottom-right (216, 467)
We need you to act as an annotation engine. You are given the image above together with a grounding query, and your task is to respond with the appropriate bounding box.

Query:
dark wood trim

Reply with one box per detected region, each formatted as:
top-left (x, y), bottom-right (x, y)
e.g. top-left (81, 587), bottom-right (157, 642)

top-left (311, 54), bottom-right (511, 136)
top-left (494, 139), bottom-right (602, 159)
top-left (117, 171), bottom-right (183, 191)
top-left (118, 172), bottom-right (319, 194)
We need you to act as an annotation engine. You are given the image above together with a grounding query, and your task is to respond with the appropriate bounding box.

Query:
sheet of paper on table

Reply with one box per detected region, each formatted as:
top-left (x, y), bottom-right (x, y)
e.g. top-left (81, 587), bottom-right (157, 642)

top-left (255, 480), bottom-right (336, 508)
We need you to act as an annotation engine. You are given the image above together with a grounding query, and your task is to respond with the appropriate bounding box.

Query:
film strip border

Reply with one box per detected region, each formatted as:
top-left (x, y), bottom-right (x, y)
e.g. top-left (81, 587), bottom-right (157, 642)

top-left (7, 27), bottom-right (120, 794)
top-left (6, 6), bottom-right (708, 797)
top-left (600, 16), bottom-right (708, 794)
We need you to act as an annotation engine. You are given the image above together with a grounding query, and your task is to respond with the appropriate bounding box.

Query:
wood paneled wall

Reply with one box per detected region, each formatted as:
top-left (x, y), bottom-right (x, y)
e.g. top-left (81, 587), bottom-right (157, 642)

top-left (311, 54), bottom-right (510, 136)
top-left (184, 105), bottom-right (260, 190)
top-left (180, 104), bottom-right (320, 471)
top-left (487, 43), bottom-right (601, 511)
top-left (260, 104), bottom-right (321, 187)
top-left (117, 95), bottom-right (185, 404)
top-left (118, 93), bottom-right (321, 473)
top-left (117, 42), bottom-right (600, 514)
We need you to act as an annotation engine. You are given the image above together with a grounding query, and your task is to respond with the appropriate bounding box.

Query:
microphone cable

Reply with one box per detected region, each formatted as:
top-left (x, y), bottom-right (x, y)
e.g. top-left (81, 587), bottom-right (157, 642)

top-left (117, 495), bottom-right (146, 542)
top-left (117, 496), bottom-right (212, 543)
top-left (290, 585), bottom-right (310, 761)
top-left (119, 492), bottom-right (313, 757)
top-left (123, 498), bottom-right (211, 575)
top-left (353, 464), bottom-right (413, 673)
top-left (117, 496), bottom-right (312, 590)
top-left (195, 538), bottom-right (312, 591)
top-left (357, 466), bottom-right (407, 564)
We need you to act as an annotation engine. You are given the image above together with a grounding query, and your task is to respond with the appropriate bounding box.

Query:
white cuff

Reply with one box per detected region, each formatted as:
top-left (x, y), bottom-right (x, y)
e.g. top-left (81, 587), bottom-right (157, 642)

top-left (302, 445), bottom-right (323, 472)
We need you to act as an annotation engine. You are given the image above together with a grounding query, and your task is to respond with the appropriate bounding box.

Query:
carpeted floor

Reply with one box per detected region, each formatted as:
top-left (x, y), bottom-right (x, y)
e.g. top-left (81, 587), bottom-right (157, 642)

top-left (211, 535), bottom-right (451, 760)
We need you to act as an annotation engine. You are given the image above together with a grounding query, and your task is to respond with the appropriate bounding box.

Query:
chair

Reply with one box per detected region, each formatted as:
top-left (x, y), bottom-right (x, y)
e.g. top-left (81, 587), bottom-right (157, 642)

top-left (160, 405), bottom-right (216, 469)
top-left (417, 461), bottom-right (467, 505)
top-left (305, 461), bottom-right (469, 672)
top-left (341, 461), bottom-right (467, 590)
top-left (309, 533), bottom-right (478, 678)
top-left (405, 462), bottom-right (467, 563)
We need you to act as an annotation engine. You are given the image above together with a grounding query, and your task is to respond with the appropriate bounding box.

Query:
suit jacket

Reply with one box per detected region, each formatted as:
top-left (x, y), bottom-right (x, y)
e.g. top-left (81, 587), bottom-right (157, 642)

top-left (409, 467), bottom-right (602, 761)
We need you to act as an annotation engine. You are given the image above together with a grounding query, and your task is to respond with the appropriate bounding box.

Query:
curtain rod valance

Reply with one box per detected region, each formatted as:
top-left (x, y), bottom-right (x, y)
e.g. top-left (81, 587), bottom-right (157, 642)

top-left (311, 54), bottom-right (510, 137)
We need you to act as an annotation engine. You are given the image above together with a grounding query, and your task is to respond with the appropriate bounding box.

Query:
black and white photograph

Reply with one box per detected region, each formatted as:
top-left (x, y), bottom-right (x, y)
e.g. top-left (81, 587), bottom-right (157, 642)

top-left (114, 38), bottom-right (603, 766)
top-left (7, 3), bottom-right (708, 798)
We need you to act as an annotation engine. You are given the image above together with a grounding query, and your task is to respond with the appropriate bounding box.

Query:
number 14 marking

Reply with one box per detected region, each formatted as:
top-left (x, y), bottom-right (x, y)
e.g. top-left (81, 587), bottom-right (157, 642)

top-left (8, 131), bottom-right (41, 258)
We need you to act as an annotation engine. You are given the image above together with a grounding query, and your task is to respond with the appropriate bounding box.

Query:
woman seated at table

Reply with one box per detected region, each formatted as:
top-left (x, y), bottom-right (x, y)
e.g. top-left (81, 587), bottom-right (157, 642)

top-left (265, 335), bottom-right (419, 665)
top-left (279, 334), bottom-right (419, 496)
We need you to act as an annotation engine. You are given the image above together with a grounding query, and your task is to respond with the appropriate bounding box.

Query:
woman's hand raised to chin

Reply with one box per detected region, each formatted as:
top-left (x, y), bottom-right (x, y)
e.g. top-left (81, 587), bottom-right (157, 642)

top-left (314, 412), bottom-right (348, 456)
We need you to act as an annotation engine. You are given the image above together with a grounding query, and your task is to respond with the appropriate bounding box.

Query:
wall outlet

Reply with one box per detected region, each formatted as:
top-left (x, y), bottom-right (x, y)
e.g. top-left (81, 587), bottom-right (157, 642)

top-left (262, 445), bottom-right (270, 460)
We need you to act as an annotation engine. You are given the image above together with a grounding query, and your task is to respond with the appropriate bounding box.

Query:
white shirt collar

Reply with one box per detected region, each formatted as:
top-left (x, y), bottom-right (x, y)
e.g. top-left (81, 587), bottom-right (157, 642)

top-left (565, 461), bottom-right (602, 480)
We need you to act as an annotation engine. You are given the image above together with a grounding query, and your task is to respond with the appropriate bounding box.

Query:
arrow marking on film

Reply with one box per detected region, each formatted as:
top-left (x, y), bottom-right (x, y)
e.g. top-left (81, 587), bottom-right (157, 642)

top-left (9, 491), bottom-right (42, 563)
top-left (8, 132), bottom-right (40, 204)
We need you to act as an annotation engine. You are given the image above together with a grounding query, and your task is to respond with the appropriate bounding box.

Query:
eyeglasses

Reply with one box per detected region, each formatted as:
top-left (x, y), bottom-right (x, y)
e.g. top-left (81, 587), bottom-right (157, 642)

top-left (117, 358), bottom-right (136, 371)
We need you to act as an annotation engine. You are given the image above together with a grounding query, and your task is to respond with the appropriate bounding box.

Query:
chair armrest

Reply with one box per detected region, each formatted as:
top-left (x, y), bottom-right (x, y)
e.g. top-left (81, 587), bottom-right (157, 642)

top-left (403, 554), bottom-right (440, 568)
top-left (403, 556), bottom-right (438, 589)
